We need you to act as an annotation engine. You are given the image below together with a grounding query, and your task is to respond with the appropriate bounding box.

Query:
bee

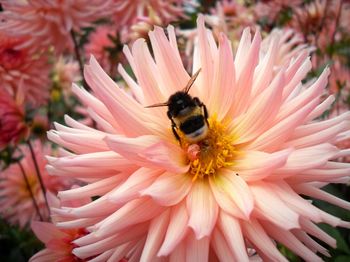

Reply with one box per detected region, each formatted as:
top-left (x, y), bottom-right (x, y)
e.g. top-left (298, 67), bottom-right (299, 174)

top-left (146, 69), bottom-right (209, 144)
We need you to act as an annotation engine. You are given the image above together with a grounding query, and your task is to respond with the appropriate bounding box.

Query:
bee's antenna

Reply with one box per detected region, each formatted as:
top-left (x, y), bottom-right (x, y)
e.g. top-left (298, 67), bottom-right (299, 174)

top-left (145, 102), bottom-right (168, 108)
top-left (183, 68), bottom-right (201, 94)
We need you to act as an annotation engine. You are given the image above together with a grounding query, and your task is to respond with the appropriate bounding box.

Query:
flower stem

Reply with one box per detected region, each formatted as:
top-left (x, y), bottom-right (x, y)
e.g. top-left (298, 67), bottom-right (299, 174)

top-left (70, 29), bottom-right (88, 89)
top-left (26, 140), bottom-right (50, 215)
top-left (17, 162), bottom-right (44, 221)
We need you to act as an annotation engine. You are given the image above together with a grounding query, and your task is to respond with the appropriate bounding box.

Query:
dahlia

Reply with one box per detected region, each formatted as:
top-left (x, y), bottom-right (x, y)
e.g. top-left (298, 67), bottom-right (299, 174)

top-left (0, 32), bottom-right (50, 106)
top-left (30, 193), bottom-right (89, 262)
top-left (0, 141), bottom-right (70, 227)
top-left (0, 0), bottom-right (116, 53)
top-left (48, 16), bottom-right (350, 261)
top-left (0, 88), bottom-right (28, 150)
top-left (112, 0), bottom-right (191, 28)
top-left (84, 25), bottom-right (117, 74)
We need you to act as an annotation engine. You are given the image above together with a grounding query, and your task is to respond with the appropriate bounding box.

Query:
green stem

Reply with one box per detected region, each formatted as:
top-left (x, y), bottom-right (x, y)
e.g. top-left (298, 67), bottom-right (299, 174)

top-left (27, 140), bottom-right (50, 215)
top-left (17, 162), bottom-right (44, 221)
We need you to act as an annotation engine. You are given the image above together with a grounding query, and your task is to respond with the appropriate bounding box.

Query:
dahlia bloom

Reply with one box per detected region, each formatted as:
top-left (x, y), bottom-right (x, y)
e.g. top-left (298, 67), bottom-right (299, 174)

top-left (0, 88), bottom-right (28, 149)
top-left (53, 56), bottom-right (81, 92)
top-left (48, 16), bottom-right (350, 261)
top-left (253, 0), bottom-right (302, 23)
top-left (0, 141), bottom-right (70, 227)
top-left (0, 32), bottom-right (50, 106)
top-left (112, 0), bottom-right (190, 28)
top-left (30, 193), bottom-right (89, 262)
top-left (84, 26), bottom-right (117, 74)
top-left (0, 0), bottom-right (115, 53)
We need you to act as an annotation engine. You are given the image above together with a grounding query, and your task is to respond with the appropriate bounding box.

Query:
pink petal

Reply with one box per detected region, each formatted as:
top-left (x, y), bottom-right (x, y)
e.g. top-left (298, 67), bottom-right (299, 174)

top-left (196, 15), bottom-right (216, 100)
top-left (29, 249), bottom-right (62, 262)
top-left (169, 241), bottom-right (186, 262)
top-left (140, 209), bottom-right (170, 262)
top-left (231, 69), bottom-right (284, 144)
top-left (108, 168), bottom-right (163, 203)
top-left (58, 175), bottom-right (124, 201)
top-left (241, 219), bottom-right (288, 262)
top-left (187, 180), bottom-right (218, 239)
top-left (284, 121), bottom-right (349, 148)
top-left (218, 211), bottom-right (249, 262)
top-left (73, 223), bottom-right (148, 259)
top-left (248, 97), bottom-right (320, 151)
top-left (293, 230), bottom-right (330, 257)
top-left (105, 135), bottom-right (189, 173)
top-left (268, 181), bottom-right (322, 222)
top-left (31, 221), bottom-right (68, 244)
top-left (148, 26), bottom-right (189, 97)
top-left (271, 144), bottom-right (339, 178)
top-left (300, 218), bottom-right (336, 248)
top-left (211, 228), bottom-right (235, 262)
top-left (210, 169), bottom-right (254, 219)
top-left (235, 148), bottom-right (292, 181)
top-left (208, 32), bottom-right (235, 120)
top-left (231, 29), bottom-right (261, 117)
top-left (250, 182), bottom-right (300, 230)
top-left (141, 172), bottom-right (192, 206)
top-left (84, 56), bottom-right (163, 137)
top-left (261, 221), bottom-right (322, 262)
top-left (94, 198), bottom-right (164, 238)
top-left (186, 231), bottom-right (210, 262)
top-left (130, 39), bottom-right (165, 105)
top-left (278, 68), bottom-right (329, 121)
top-left (294, 184), bottom-right (350, 210)
top-left (158, 201), bottom-right (189, 256)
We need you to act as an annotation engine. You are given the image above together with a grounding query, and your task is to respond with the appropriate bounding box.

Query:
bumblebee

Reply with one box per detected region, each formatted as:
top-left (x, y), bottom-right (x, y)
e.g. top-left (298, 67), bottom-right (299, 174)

top-left (146, 69), bottom-right (209, 144)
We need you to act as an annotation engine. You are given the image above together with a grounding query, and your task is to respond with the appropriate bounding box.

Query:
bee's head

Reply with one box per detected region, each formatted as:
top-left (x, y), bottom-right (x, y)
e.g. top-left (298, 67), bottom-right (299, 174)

top-left (168, 92), bottom-right (195, 117)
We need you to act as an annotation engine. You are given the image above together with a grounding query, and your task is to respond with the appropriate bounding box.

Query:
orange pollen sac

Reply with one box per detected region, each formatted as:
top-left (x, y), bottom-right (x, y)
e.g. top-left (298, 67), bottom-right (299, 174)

top-left (183, 116), bottom-right (236, 181)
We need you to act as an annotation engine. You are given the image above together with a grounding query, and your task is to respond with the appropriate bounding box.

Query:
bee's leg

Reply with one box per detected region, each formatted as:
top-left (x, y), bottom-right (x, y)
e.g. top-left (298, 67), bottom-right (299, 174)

top-left (171, 124), bottom-right (182, 146)
top-left (168, 113), bottom-right (182, 145)
top-left (193, 97), bottom-right (209, 126)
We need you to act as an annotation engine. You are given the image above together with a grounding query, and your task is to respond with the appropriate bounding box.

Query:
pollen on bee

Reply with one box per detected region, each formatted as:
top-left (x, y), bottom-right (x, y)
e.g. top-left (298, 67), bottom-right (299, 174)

top-left (183, 115), bottom-right (237, 181)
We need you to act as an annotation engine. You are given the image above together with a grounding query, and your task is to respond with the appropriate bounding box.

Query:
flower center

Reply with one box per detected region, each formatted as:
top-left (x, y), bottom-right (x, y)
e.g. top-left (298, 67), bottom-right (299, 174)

top-left (182, 115), bottom-right (237, 181)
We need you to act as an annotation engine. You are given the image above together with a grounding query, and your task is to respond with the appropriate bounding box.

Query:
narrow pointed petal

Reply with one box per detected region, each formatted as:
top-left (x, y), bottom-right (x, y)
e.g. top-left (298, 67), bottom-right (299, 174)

top-left (250, 182), bottom-right (300, 230)
top-left (105, 135), bottom-right (188, 173)
top-left (140, 209), bottom-right (170, 262)
top-left (261, 221), bottom-right (322, 262)
top-left (218, 211), bottom-right (249, 262)
top-left (211, 228), bottom-right (235, 262)
top-left (295, 184), bottom-right (350, 210)
top-left (158, 201), bottom-right (189, 256)
top-left (108, 168), bottom-right (163, 203)
top-left (187, 180), bottom-right (218, 239)
top-left (242, 219), bottom-right (288, 262)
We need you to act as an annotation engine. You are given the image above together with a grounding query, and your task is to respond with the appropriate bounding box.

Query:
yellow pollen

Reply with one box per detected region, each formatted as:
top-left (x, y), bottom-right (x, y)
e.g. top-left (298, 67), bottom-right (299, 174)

top-left (181, 115), bottom-right (237, 181)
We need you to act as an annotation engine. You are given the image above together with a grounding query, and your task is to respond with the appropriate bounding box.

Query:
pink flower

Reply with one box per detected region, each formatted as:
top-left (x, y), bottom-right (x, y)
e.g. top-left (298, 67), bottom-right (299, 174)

top-left (30, 221), bottom-right (87, 262)
top-left (30, 193), bottom-right (89, 262)
top-left (48, 16), bottom-right (350, 261)
top-left (0, 32), bottom-right (50, 106)
top-left (112, 0), bottom-right (190, 28)
top-left (0, 141), bottom-right (70, 227)
top-left (53, 56), bottom-right (81, 92)
top-left (0, 0), bottom-right (116, 53)
top-left (84, 25), bottom-right (117, 74)
top-left (0, 88), bottom-right (28, 149)
top-left (254, 0), bottom-right (302, 23)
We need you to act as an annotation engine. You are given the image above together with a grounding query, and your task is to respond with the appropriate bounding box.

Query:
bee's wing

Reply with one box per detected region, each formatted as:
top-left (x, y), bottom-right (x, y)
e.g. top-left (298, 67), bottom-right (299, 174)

top-left (183, 68), bottom-right (201, 94)
top-left (145, 102), bottom-right (168, 108)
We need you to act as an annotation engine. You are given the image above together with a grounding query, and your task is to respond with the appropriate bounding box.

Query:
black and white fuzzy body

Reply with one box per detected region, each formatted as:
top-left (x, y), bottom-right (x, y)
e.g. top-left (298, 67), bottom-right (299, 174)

top-left (167, 91), bottom-right (209, 143)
